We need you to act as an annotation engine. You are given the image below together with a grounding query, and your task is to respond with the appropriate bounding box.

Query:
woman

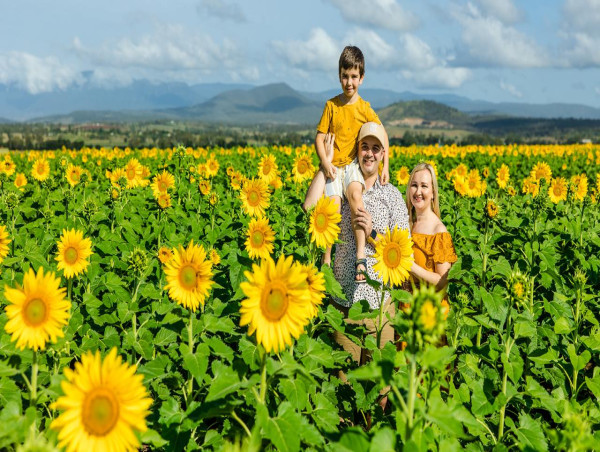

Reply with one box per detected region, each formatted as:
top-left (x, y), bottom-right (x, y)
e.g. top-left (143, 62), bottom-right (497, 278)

top-left (405, 163), bottom-right (457, 310)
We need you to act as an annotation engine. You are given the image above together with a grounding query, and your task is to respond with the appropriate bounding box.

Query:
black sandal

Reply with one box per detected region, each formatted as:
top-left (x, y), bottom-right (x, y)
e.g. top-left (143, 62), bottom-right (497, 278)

top-left (355, 258), bottom-right (367, 283)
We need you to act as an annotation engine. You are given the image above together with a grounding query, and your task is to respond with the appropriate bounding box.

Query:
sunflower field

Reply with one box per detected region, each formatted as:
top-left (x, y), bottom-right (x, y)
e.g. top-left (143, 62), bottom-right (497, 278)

top-left (0, 143), bottom-right (599, 451)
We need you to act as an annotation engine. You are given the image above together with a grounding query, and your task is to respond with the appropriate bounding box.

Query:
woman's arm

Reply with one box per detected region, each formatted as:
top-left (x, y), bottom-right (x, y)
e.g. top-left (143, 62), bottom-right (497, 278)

top-left (410, 261), bottom-right (451, 291)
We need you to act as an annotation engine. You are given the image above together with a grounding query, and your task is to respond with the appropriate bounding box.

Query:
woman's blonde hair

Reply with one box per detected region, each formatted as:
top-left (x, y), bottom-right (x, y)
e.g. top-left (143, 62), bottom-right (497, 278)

top-left (406, 162), bottom-right (440, 226)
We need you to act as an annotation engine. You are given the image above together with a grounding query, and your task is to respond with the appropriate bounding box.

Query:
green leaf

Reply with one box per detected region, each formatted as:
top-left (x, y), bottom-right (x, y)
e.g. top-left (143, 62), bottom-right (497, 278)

top-left (0, 362), bottom-right (19, 378)
top-left (321, 264), bottom-right (346, 301)
top-left (369, 427), bottom-right (396, 452)
top-left (278, 378), bottom-right (309, 411)
top-left (511, 413), bottom-right (548, 452)
top-left (567, 344), bottom-right (591, 372)
top-left (420, 346), bottom-right (455, 370)
top-left (309, 393), bottom-right (339, 432)
top-left (264, 408), bottom-right (300, 452)
top-left (205, 361), bottom-right (241, 402)
top-left (180, 343), bottom-right (210, 386)
top-left (139, 429), bottom-right (168, 448)
top-left (585, 374), bottom-right (600, 400)
top-left (554, 317), bottom-right (573, 334)
top-left (480, 287), bottom-right (508, 324)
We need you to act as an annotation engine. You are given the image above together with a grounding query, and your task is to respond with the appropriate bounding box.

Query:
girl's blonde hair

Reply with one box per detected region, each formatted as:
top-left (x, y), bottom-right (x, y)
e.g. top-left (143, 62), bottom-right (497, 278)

top-left (406, 163), bottom-right (440, 226)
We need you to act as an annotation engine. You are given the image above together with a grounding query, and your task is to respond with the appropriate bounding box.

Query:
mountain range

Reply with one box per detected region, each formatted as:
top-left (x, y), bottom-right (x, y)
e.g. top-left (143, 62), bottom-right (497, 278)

top-left (2, 80), bottom-right (600, 124)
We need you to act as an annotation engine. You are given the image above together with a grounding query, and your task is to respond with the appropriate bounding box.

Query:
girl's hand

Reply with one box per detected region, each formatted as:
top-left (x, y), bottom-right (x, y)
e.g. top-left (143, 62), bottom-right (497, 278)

top-left (324, 133), bottom-right (335, 163)
top-left (352, 206), bottom-right (373, 237)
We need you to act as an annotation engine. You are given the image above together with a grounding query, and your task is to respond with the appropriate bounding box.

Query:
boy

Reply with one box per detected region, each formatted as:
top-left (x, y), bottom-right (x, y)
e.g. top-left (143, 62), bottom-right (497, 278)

top-left (303, 46), bottom-right (389, 280)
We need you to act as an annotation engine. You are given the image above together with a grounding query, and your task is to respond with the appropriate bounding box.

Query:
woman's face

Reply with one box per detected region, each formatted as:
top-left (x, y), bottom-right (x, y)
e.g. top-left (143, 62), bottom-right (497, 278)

top-left (358, 136), bottom-right (383, 177)
top-left (409, 169), bottom-right (434, 212)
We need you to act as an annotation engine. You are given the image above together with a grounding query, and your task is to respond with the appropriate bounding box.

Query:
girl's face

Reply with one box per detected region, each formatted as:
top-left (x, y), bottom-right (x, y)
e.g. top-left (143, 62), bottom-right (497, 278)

top-left (409, 169), bottom-right (434, 212)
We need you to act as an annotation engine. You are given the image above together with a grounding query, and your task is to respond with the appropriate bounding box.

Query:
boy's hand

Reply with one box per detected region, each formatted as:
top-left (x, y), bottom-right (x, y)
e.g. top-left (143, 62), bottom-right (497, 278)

top-left (323, 133), bottom-right (335, 163)
top-left (353, 207), bottom-right (373, 238)
top-left (381, 162), bottom-right (390, 185)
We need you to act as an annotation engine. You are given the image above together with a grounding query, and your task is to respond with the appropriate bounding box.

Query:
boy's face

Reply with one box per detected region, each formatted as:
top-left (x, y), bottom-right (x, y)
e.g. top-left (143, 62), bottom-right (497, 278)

top-left (339, 66), bottom-right (363, 99)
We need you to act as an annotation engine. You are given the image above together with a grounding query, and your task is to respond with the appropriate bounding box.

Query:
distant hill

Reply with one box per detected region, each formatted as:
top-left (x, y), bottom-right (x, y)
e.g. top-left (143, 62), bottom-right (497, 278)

top-left (0, 80), bottom-right (252, 121)
top-left (378, 100), bottom-right (471, 125)
top-left (166, 83), bottom-right (322, 124)
top-left (0, 117), bottom-right (12, 124)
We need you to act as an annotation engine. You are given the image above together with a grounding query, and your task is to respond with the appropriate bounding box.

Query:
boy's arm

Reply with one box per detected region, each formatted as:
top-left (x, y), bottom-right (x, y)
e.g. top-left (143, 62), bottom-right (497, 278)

top-left (315, 132), bottom-right (336, 180)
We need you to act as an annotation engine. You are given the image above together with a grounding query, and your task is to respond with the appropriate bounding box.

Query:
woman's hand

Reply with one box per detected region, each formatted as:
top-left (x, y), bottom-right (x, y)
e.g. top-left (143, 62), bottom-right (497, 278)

top-left (352, 206), bottom-right (373, 237)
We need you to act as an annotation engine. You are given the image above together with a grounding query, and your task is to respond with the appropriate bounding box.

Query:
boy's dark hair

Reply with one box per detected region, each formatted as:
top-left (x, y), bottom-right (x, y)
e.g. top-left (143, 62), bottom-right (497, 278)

top-left (339, 46), bottom-right (364, 77)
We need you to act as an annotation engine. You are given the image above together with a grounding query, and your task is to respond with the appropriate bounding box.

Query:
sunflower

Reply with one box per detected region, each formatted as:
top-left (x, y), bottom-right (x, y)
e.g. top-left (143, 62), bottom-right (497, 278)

top-left (522, 176), bottom-right (540, 197)
top-left (157, 192), bottom-right (171, 209)
top-left (466, 170), bottom-right (485, 198)
top-left (205, 157), bottom-right (220, 177)
top-left (245, 217), bottom-right (275, 260)
top-left (240, 178), bottom-right (271, 217)
top-left (409, 285), bottom-right (445, 346)
top-left (55, 229), bottom-right (93, 279)
top-left (292, 154), bottom-right (314, 184)
top-left (51, 348), bottom-right (153, 452)
top-left (109, 168), bottom-right (127, 188)
top-left (65, 164), bottom-right (84, 187)
top-left (308, 195), bottom-right (341, 249)
top-left (299, 263), bottom-right (326, 317)
top-left (571, 174), bottom-right (588, 201)
top-left (239, 255), bottom-right (313, 353)
top-left (452, 176), bottom-right (468, 197)
top-left (0, 224), bottom-right (10, 263)
top-left (31, 158), bottom-right (50, 182)
top-left (209, 249), bottom-right (221, 266)
top-left (157, 246), bottom-right (173, 264)
top-left (496, 164), bottom-right (510, 189)
top-left (372, 226), bottom-right (414, 287)
top-left (530, 162), bottom-right (552, 181)
top-left (548, 177), bottom-right (568, 204)
top-left (124, 158), bottom-right (143, 188)
top-left (151, 170), bottom-right (175, 195)
top-left (163, 241), bottom-right (214, 312)
top-left (3, 267), bottom-right (70, 351)
top-left (258, 154), bottom-right (278, 183)
top-left (230, 171), bottom-right (244, 190)
top-left (209, 192), bottom-right (219, 206)
top-left (395, 166), bottom-right (410, 185)
top-left (485, 199), bottom-right (499, 219)
top-left (198, 179), bottom-right (211, 196)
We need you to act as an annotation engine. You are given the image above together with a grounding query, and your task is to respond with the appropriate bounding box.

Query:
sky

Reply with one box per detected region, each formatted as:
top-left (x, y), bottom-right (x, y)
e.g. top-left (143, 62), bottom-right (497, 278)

top-left (2, 0), bottom-right (600, 107)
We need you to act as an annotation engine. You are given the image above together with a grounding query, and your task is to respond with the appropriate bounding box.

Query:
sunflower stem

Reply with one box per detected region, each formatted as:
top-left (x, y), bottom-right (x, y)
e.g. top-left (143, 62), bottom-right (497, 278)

top-left (187, 309), bottom-right (195, 397)
top-left (259, 348), bottom-right (267, 404)
top-left (231, 410), bottom-right (252, 438)
top-left (67, 278), bottom-right (73, 302)
top-left (30, 350), bottom-right (38, 408)
top-left (376, 285), bottom-right (386, 348)
top-left (406, 355), bottom-right (417, 438)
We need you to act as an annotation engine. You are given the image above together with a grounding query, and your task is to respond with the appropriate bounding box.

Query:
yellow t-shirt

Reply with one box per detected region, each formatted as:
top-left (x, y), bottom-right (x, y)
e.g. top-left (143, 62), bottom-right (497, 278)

top-left (316, 95), bottom-right (380, 167)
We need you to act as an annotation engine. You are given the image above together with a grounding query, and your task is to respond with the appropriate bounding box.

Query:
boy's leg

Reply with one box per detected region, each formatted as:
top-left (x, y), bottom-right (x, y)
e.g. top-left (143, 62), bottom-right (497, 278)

top-left (322, 194), bottom-right (341, 266)
top-left (302, 168), bottom-right (326, 212)
top-left (347, 180), bottom-right (366, 281)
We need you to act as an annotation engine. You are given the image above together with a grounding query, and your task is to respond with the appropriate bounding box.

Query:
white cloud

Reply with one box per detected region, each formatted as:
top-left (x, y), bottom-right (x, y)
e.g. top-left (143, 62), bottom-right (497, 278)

top-left (452, 2), bottom-right (548, 68)
top-left (326, 0), bottom-right (418, 32)
top-left (563, 0), bottom-right (600, 33)
top-left (72, 24), bottom-right (257, 80)
top-left (197, 0), bottom-right (246, 23)
top-left (402, 66), bottom-right (471, 89)
top-left (0, 52), bottom-right (83, 94)
top-left (474, 0), bottom-right (523, 24)
top-left (271, 28), bottom-right (339, 73)
top-left (500, 80), bottom-right (523, 98)
top-left (559, 0), bottom-right (600, 67)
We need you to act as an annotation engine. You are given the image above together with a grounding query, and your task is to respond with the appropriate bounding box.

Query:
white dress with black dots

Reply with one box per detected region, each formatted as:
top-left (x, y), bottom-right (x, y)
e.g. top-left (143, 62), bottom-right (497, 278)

top-left (332, 178), bottom-right (410, 309)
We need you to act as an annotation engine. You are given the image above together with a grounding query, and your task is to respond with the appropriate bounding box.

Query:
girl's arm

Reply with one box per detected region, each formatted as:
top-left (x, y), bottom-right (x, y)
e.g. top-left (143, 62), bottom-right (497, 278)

top-left (410, 261), bottom-right (451, 291)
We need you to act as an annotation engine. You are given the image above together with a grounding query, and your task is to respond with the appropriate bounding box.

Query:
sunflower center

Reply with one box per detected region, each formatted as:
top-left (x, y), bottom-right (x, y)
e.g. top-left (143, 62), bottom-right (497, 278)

top-left (179, 265), bottom-right (197, 290)
top-left (23, 298), bottom-right (48, 326)
top-left (64, 246), bottom-right (79, 265)
top-left (553, 186), bottom-right (562, 196)
top-left (82, 389), bottom-right (120, 436)
top-left (248, 190), bottom-right (260, 206)
top-left (261, 282), bottom-right (288, 321)
top-left (158, 181), bottom-right (167, 191)
top-left (383, 243), bottom-right (401, 269)
top-left (315, 213), bottom-right (328, 232)
top-left (297, 161), bottom-right (308, 174)
top-left (127, 168), bottom-right (136, 179)
top-left (262, 163), bottom-right (272, 175)
top-left (251, 231), bottom-right (265, 247)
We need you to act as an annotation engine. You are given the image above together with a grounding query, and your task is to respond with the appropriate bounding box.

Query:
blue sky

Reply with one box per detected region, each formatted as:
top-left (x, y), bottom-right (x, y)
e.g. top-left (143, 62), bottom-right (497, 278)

top-left (3, 0), bottom-right (600, 106)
